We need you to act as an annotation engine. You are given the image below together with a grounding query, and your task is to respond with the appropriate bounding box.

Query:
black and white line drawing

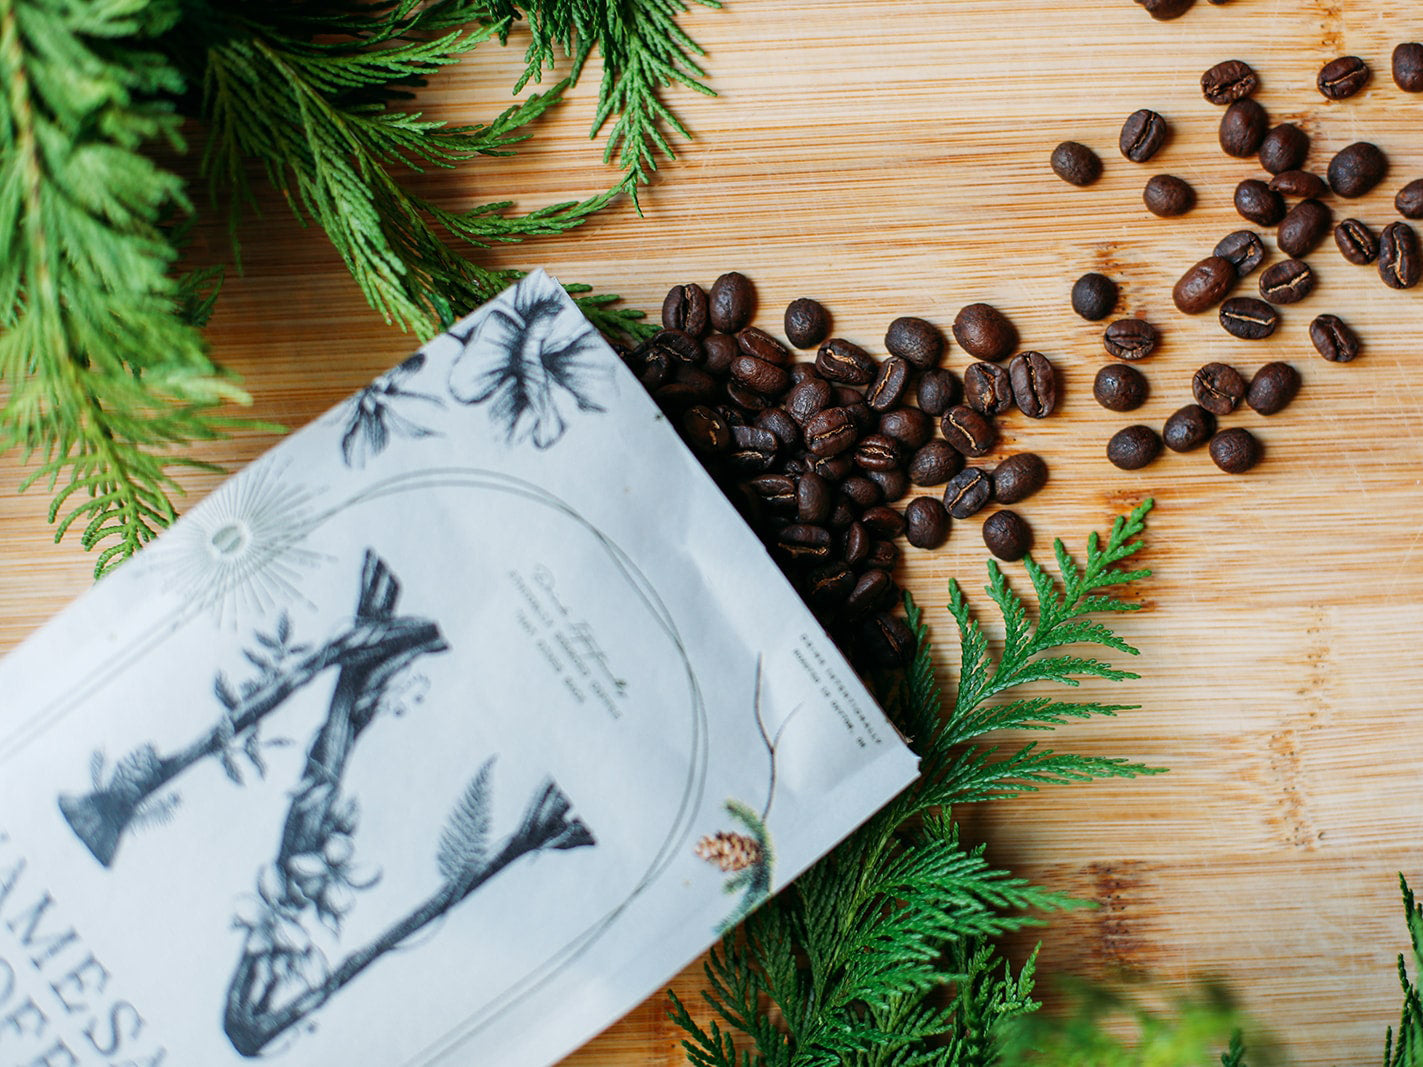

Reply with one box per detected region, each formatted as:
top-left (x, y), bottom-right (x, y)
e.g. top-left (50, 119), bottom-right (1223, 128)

top-left (447, 272), bottom-right (610, 448)
top-left (340, 353), bottom-right (442, 468)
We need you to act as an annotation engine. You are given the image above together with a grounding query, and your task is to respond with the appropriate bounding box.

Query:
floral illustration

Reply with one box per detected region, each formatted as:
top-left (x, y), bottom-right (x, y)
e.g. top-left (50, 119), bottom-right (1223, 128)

top-left (447, 274), bottom-right (610, 449)
top-left (339, 353), bottom-right (442, 468)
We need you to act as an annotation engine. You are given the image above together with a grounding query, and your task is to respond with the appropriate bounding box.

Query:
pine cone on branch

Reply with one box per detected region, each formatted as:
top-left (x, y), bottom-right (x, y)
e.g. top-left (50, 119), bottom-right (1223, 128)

top-left (695, 831), bottom-right (763, 873)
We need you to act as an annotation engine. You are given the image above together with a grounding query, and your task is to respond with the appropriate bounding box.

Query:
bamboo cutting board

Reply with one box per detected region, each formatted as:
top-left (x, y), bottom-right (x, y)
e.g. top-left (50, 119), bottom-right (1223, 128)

top-left (3, 1), bottom-right (1423, 1063)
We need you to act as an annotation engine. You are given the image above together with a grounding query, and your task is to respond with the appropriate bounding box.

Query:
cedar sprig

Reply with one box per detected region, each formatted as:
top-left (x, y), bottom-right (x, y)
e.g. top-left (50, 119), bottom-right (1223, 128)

top-left (1385, 874), bottom-right (1423, 1067)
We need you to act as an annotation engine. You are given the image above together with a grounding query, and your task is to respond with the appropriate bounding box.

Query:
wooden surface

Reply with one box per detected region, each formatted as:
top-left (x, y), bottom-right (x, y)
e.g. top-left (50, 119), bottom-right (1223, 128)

top-left (3, 1), bottom-right (1423, 1063)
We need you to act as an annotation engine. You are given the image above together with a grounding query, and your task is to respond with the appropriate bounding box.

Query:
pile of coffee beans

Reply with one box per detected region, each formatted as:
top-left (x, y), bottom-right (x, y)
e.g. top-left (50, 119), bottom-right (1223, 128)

top-left (617, 273), bottom-right (1055, 667)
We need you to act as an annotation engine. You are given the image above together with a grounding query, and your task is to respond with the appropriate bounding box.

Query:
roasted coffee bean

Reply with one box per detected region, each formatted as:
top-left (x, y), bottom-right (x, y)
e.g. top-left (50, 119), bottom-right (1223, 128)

top-left (736, 326), bottom-right (791, 366)
top-left (805, 562), bottom-right (854, 609)
top-left (1173, 256), bottom-right (1236, 314)
top-left (1219, 296), bottom-right (1279, 339)
top-left (1379, 221), bottom-right (1422, 289)
top-left (1258, 123), bottom-right (1309, 175)
top-left (785, 376), bottom-right (833, 425)
top-left (725, 380), bottom-right (774, 411)
top-left (809, 453), bottom-right (855, 482)
top-left (1051, 141), bottom-right (1101, 186)
top-left (1269, 169), bottom-right (1328, 199)
top-left (1009, 351), bottom-right (1057, 418)
top-left (1192, 361), bottom-right (1246, 415)
top-left (1318, 55), bottom-right (1370, 99)
top-left (1309, 314), bottom-right (1360, 362)
top-left (845, 569), bottom-right (893, 617)
top-left (1144, 173), bottom-right (1195, 217)
top-left (775, 523), bottom-right (834, 566)
top-left (1234, 179), bottom-right (1285, 226)
top-left (1209, 427), bottom-right (1261, 473)
top-left (754, 407), bottom-right (801, 450)
top-left (1328, 142), bottom-right (1387, 199)
top-left (1103, 317), bottom-right (1159, 359)
top-left (864, 538), bottom-right (899, 572)
top-left (903, 496), bottom-right (951, 550)
top-left (750, 473), bottom-right (797, 512)
top-left (1162, 404), bottom-right (1215, 452)
top-left (982, 510), bottom-right (1033, 562)
top-left (1259, 258), bottom-right (1315, 303)
top-left (841, 475), bottom-right (881, 509)
top-left (839, 392), bottom-right (875, 434)
top-left (1093, 363), bottom-right (1149, 411)
top-left (854, 434), bottom-right (902, 473)
top-left (803, 407), bottom-right (858, 457)
top-left (1106, 425), bottom-right (1163, 470)
top-left (865, 357), bottom-right (911, 412)
top-left (907, 440), bottom-right (964, 486)
top-left (942, 467), bottom-right (992, 519)
top-left (828, 500), bottom-right (855, 535)
top-left (730, 354), bottom-right (790, 396)
top-left (1201, 59), bottom-right (1259, 104)
top-left (814, 338), bottom-right (876, 384)
top-left (656, 365), bottom-right (717, 408)
top-left (992, 453), bottom-right (1048, 504)
top-left (1334, 218), bottom-right (1379, 264)
top-left (1136, 0), bottom-right (1195, 19)
top-left (915, 368), bottom-right (961, 415)
top-left (1394, 42), bottom-right (1423, 92)
top-left (1219, 98), bottom-right (1268, 157)
top-left (963, 361), bottom-right (1014, 416)
top-left (879, 407), bottom-right (934, 450)
top-left (884, 316), bottom-right (945, 369)
top-left (715, 403), bottom-right (748, 428)
top-left (842, 522), bottom-right (870, 566)
top-left (1277, 198), bottom-right (1332, 258)
top-left (709, 271), bottom-right (755, 333)
top-left (701, 333), bottom-right (738, 375)
top-left (793, 472), bottom-right (833, 523)
top-left (681, 405), bottom-right (732, 454)
top-left (1071, 272), bottom-right (1118, 320)
top-left (1397, 180), bottom-right (1423, 220)
top-left (1120, 109), bottom-right (1169, 163)
top-left (727, 425), bottom-right (780, 472)
top-left (1214, 230), bottom-right (1267, 276)
top-left (940, 405), bottom-right (996, 457)
top-left (788, 363), bottom-right (816, 385)
top-left (661, 284), bottom-right (709, 336)
top-left (867, 469), bottom-right (909, 504)
top-left (953, 303), bottom-right (1018, 361)
top-left (650, 328), bottom-right (703, 366)
top-left (784, 298), bottom-right (831, 349)
top-left (859, 612), bottom-right (915, 668)
top-left (860, 504), bottom-right (906, 540)
top-left (1246, 361), bottom-right (1300, 415)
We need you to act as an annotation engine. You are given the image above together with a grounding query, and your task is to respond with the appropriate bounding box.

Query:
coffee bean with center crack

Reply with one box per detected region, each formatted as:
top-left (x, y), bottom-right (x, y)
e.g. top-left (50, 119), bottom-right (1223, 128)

top-left (1010, 352), bottom-right (1057, 418)
top-left (1145, 174), bottom-right (1196, 216)
top-left (1106, 425), bottom-right (1163, 470)
top-left (1259, 123), bottom-right (1309, 175)
top-left (1259, 259), bottom-right (1316, 304)
top-left (730, 355), bottom-right (790, 396)
top-left (1318, 55), bottom-right (1370, 99)
top-left (884, 316), bottom-right (945, 369)
top-left (1193, 362), bottom-right (1246, 415)
top-left (1103, 318), bottom-right (1158, 359)
top-left (1094, 364), bottom-right (1149, 411)
top-left (1396, 180), bottom-right (1423, 220)
top-left (1379, 221), bottom-right (1422, 289)
top-left (963, 362), bottom-right (1014, 416)
top-left (982, 510), bottom-right (1033, 561)
top-left (1247, 361), bottom-right (1300, 415)
top-left (854, 434), bottom-right (902, 473)
top-left (953, 303), bottom-right (1018, 361)
top-left (737, 326), bottom-right (791, 366)
top-left (662, 284), bottom-right (709, 336)
top-left (1120, 109), bottom-right (1169, 162)
top-left (940, 405), bottom-right (996, 457)
top-left (942, 467), bottom-right (992, 518)
top-left (1162, 405), bottom-right (1215, 452)
top-left (865, 357), bottom-right (911, 412)
top-left (1215, 230), bottom-right (1267, 276)
top-left (1219, 99), bottom-right (1268, 157)
top-left (1174, 256), bottom-right (1236, 314)
top-left (904, 497), bottom-right (951, 549)
top-left (1202, 59), bottom-right (1259, 104)
top-left (815, 338), bottom-right (876, 384)
top-left (1219, 297), bottom-right (1279, 339)
top-left (1209, 427), bottom-right (1262, 473)
top-left (1235, 179), bottom-right (1285, 226)
top-left (1072, 272), bottom-right (1118, 320)
top-left (1051, 141), bottom-right (1102, 186)
top-left (1334, 218), bottom-right (1379, 264)
top-left (1309, 314), bottom-right (1361, 362)
top-left (1329, 142), bottom-right (1388, 198)
top-left (804, 407), bottom-right (858, 457)
top-left (991, 453), bottom-right (1048, 504)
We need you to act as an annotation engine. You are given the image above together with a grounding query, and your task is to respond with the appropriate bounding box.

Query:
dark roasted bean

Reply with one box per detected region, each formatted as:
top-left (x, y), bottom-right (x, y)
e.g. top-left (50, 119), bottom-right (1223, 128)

top-left (1010, 351), bottom-right (1057, 418)
top-left (814, 338), bottom-right (876, 384)
top-left (940, 405), bottom-right (996, 457)
top-left (794, 472), bottom-right (834, 523)
top-left (1219, 98), bottom-right (1268, 157)
top-left (727, 425), bottom-right (780, 472)
top-left (1258, 123), bottom-right (1309, 175)
top-left (845, 569), bottom-right (893, 617)
top-left (942, 467), bottom-right (993, 519)
top-left (963, 361), bottom-right (1014, 416)
top-left (1093, 363), bottom-right (1149, 411)
top-left (842, 522), bottom-right (870, 566)
top-left (1395, 42), bottom-right (1423, 92)
top-left (907, 440), bottom-right (964, 486)
top-left (1309, 314), bottom-right (1360, 362)
top-left (1162, 404), bottom-right (1215, 452)
top-left (1219, 296), bottom-right (1280, 339)
top-left (1269, 169), bottom-right (1328, 199)
top-left (865, 357), bottom-right (911, 412)
top-left (867, 469), bottom-right (909, 504)
top-left (1192, 361), bottom-right (1246, 415)
top-left (915, 368), bottom-right (961, 415)
top-left (982, 510), bottom-right (1033, 562)
top-left (809, 453), bottom-right (855, 482)
top-left (680, 405), bottom-right (732, 454)
top-left (1209, 427), bottom-right (1261, 473)
top-left (754, 407), bottom-right (800, 450)
top-left (655, 368), bottom-right (717, 409)
top-left (1214, 230), bottom-right (1267, 276)
top-left (952, 303), bottom-right (1018, 362)
top-left (725, 380), bottom-right (774, 411)
top-left (1103, 317), bottom-right (1159, 359)
top-left (736, 326), bottom-right (791, 366)
top-left (662, 284), bottom-right (709, 336)
top-left (904, 497), bottom-right (951, 549)
top-left (1136, 0), bottom-right (1195, 18)
top-left (1397, 180), bottom-right (1423, 220)
top-left (709, 271), bottom-right (755, 333)
top-left (1106, 425), bottom-right (1163, 470)
top-left (803, 407), bottom-right (858, 457)
top-left (776, 524), bottom-right (834, 566)
top-left (1246, 361), bottom-right (1300, 415)
top-left (992, 453), bottom-right (1048, 504)
top-left (730, 354), bottom-right (790, 396)
top-left (1259, 259), bottom-right (1315, 304)
top-left (785, 376), bottom-right (832, 425)
top-left (1234, 179), bottom-right (1285, 226)
top-left (1277, 198), bottom-right (1332, 257)
top-left (1202, 59), bottom-right (1259, 104)
top-left (650, 328), bottom-right (703, 366)
top-left (854, 434), bottom-right (902, 473)
top-left (1173, 256), bottom-right (1236, 314)
top-left (1071, 272), bottom-right (1118, 320)
top-left (860, 504), bottom-right (906, 540)
top-left (1379, 221), bottom-right (1422, 289)
top-left (1120, 108), bottom-right (1169, 162)
top-left (839, 392), bottom-right (875, 434)
top-left (750, 473), bottom-right (797, 512)
top-left (884, 316), bottom-right (945, 369)
top-left (864, 539), bottom-right (899, 572)
top-left (1144, 173), bottom-right (1195, 216)
top-left (1334, 218), bottom-right (1379, 264)
top-left (1051, 141), bottom-right (1102, 186)
top-left (701, 333), bottom-right (737, 375)
top-left (1318, 55), bottom-right (1370, 99)
top-left (828, 497), bottom-right (855, 530)
top-left (1328, 142), bottom-right (1388, 199)
top-left (805, 562), bottom-right (854, 609)
top-left (878, 407), bottom-right (934, 450)
top-left (784, 298), bottom-right (831, 349)
top-left (841, 475), bottom-right (881, 509)
top-left (788, 363), bottom-right (816, 385)
top-left (859, 612), bottom-right (915, 668)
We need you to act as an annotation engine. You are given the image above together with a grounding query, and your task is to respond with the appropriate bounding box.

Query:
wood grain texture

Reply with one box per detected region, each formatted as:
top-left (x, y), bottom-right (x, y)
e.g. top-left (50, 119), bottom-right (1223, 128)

top-left (2, 1), bottom-right (1422, 1063)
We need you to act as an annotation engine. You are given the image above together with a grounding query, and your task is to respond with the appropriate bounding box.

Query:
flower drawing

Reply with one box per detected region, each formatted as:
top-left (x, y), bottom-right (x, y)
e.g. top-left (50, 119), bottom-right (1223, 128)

top-left (340, 353), bottom-right (442, 468)
top-left (447, 275), bottom-right (609, 449)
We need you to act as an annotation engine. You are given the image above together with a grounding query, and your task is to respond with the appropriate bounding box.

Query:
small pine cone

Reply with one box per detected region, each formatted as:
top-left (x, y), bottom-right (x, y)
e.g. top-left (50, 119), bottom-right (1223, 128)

top-left (695, 831), bottom-right (762, 873)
